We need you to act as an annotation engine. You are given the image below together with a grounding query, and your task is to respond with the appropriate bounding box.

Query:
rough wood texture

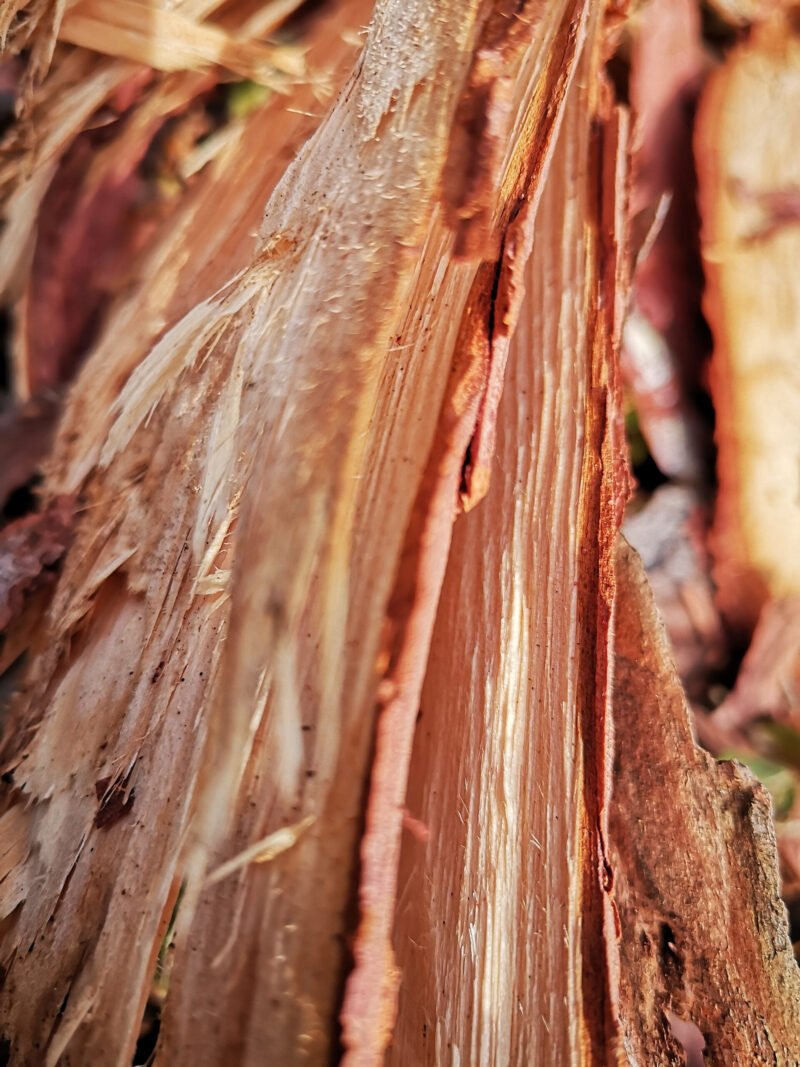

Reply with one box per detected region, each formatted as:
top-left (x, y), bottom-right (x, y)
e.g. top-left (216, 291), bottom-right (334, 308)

top-left (695, 12), bottom-right (800, 632)
top-left (339, 7), bottom-right (602, 1062)
top-left (611, 538), bottom-right (800, 1064)
top-left (387, 18), bottom-right (630, 1063)
top-left (4, 2), bottom-right (800, 1065)
top-left (0, 2), bottom-right (596, 1064)
top-left (0, 2), bottom-right (372, 1063)
top-left (0, 0), bottom-right (302, 397)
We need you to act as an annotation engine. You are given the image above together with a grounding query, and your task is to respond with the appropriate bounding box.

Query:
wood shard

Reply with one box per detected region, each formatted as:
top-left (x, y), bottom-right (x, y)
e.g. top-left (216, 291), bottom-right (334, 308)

top-left (712, 596), bottom-right (800, 732)
top-left (387, 16), bottom-right (629, 1063)
top-left (623, 0), bottom-right (708, 483)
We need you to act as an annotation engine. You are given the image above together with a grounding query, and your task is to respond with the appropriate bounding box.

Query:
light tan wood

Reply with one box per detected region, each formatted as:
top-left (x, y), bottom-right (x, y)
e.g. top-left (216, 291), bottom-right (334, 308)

top-left (387, 20), bottom-right (630, 1062)
top-left (0, 2), bottom-right (595, 1063)
top-left (696, 13), bottom-right (800, 631)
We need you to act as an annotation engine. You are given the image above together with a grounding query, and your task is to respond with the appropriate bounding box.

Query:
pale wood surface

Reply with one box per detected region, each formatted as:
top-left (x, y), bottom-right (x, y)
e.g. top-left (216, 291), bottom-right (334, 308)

top-left (388, 20), bottom-right (630, 1064)
top-left (0, 2), bottom-right (595, 1064)
top-left (696, 13), bottom-right (800, 630)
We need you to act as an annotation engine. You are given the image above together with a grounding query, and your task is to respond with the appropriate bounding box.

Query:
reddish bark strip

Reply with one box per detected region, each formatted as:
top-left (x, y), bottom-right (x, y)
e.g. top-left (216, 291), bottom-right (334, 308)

top-left (611, 538), bottom-right (800, 1062)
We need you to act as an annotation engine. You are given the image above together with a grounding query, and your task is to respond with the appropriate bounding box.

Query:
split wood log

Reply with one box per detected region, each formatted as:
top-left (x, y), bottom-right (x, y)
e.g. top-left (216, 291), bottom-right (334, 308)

top-left (387, 16), bottom-right (630, 1061)
top-left (1, 2), bottom-right (799, 1065)
top-left (0, 2), bottom-right (598, 1064)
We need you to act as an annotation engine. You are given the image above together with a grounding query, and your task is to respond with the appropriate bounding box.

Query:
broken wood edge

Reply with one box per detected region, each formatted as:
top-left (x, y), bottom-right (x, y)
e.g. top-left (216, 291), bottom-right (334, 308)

top-left (342, 17), bottom-right (634, 1064)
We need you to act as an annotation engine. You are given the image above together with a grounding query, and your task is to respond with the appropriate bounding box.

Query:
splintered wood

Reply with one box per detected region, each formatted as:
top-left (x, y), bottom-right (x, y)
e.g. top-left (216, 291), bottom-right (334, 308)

top-left (0, 1), bottom-right (603, 1064)
top-left (0, 0), bottom-right (305, 399)
top-left (388, 17), bottom-right (628, 1063)
top-left (1, 1), bottom-right (800, 1065)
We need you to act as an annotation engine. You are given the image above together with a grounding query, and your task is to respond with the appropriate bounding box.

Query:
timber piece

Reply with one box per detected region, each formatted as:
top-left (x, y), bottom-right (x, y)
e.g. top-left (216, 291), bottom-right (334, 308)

top-left (622, 484), bottom-right (726, 702)
top-left (0, 2), bottom-right (592, 1064)
top-left (16, 70), bottom-right (213, 395)
top-left (611, 537), bottom-right (800, 1064)
top-left (388, 20), bottom-right (630, 1063)
top-left (695, 13), bottom-right (800, 633)
top-left (713, 597), bottom-right (800, 733)
top-left (708, 0), bottom-right (794, 25)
